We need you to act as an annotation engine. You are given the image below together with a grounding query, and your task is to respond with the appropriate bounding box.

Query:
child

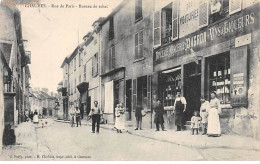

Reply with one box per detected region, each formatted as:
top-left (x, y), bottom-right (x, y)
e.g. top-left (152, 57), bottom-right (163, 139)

top-left (191, 111), bottom-right (201, 135)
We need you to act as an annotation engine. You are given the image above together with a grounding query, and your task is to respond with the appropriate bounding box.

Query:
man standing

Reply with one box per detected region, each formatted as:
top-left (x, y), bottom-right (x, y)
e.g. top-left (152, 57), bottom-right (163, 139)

top-left (173, 91), bottom-right (187, 131)
top-left (200, 96), bottom-right (210, 135)
top-left (154, 99), bottom-right (166, 131)
top-left (75, 107), bottom-right (81, 127)
top-left (135, 104), bottom-right (144, 130)
top-left (89, 101), bottom-right (103, 133)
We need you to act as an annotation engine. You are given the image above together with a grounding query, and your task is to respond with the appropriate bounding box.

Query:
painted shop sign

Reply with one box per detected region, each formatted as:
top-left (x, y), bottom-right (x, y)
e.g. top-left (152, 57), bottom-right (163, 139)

top-left (154, 5), bottom-right (259, 65)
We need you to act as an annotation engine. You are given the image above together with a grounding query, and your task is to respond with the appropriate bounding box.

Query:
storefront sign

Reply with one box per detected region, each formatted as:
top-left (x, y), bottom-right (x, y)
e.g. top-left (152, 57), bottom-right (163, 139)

top-left (154, 4), bottom-right (259, 65)
top-left (179, 0), bottom-right (200, 38)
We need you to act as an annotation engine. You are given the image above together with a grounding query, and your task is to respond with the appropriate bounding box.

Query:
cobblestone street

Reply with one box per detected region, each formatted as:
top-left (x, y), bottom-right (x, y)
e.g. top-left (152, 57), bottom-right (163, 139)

top-left (1, 120), bottom-right (259, 161)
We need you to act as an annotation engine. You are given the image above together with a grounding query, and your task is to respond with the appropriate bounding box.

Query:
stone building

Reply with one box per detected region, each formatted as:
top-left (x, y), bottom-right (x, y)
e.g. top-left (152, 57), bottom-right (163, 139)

top-left (152, 0), bottom-right (260, 138)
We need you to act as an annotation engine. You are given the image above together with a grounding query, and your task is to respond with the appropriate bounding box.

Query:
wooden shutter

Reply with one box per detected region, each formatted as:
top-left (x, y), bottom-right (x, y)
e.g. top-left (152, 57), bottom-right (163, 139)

top-left (147, 75), bottom-right (152, 111)
top-left (133, 79), bottom-right (137, 111)
top-left (229, 0), bottom-right (242, 15)
top-left (153, 10), bottom-right (161, 48)
top-left (172, 0), bottom-right (179, 41)
top-left (199, 0), bottom-right (209, 28)
top-left (230, 46), bottom-right (248, 106)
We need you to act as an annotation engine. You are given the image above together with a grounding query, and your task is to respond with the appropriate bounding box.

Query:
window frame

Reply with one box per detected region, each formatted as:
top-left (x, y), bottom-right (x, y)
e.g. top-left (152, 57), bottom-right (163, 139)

top-left (135, 29), bottom-right (144, 60)
top-left (135, 0), bottom-right (143, 22)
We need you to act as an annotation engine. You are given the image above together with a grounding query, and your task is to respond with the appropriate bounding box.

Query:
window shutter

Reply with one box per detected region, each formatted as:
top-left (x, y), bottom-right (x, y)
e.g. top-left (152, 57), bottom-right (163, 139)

top-left (133, 79), bottom-right (137, 111)
top-left (139, 30), bottom-right (143, 58)
top-left (230, 46), bottom-right (248, 107)
top-left (229, 0), bottom-right (242, 15)
top-left (153, 10), bottom-right (161, 48)
top-left (108, 49), bottom-right (111, 70)
top-left (147, 75), bottom-right (152, 111)
top-left (199, 0), bottom-right (209, 28)
top-left (135, 33), bottom-right (138, 59)
top-left (172, 0), bottom-right (179, 41)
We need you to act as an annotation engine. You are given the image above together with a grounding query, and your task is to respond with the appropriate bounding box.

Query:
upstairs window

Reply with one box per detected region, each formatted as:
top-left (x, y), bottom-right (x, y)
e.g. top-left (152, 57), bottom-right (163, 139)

top-left (92, 53), bottom-right (99, 77)
top-left (78, 53), bottom-right (81, 67)
top-left (108, 46), bottom-right (115, 70)
top-left (161, 3), bottom-right (172, 45)
top-left (109, 17), bottom-right (114, 40)
top-left (135, 30), bottom-right (143, 59)
top-left (135, 0), bottom-right (143, 21)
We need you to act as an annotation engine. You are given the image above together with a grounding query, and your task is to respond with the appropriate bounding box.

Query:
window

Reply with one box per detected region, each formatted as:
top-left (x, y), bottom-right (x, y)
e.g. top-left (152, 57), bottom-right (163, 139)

top-left (92, 53), bottom-right (99, 77)
top-left (161, 3), bottom-right (172, 45)
top-left (74, 58), bottom-right (76, 71)
top-left (84, 64), bottom-right (86, 81)
top-left (78, 53), bottom-right (81, 67)
top-left (207, 53), bottom-right (230, 104)
top-left (108, 46), bottom-right (115, 70)
top-left (135, 0), bottom-right (142, 21)
top-left (109, 17), bottom-right (114, 40)
top-left (135, 30), bottom-right (143, 59)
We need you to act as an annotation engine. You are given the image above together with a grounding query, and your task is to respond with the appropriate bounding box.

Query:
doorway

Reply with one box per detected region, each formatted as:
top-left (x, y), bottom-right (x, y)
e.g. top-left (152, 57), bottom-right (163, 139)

top-left (126, 79), bottom-right (132, 120)
top-left (184, 62), bottom-right (201, 121)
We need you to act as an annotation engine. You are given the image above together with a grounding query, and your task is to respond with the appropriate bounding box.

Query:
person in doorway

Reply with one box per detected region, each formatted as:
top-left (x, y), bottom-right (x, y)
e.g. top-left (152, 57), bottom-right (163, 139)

top-left (173, 91), bottom-right (187, 131)
top-left (75, 107), bottom-right (81, 127)
top-left (135, 104), bottom-right (144, 130)
top-left (154, 99), bottom-right (166, 131)
top-left (115, 103), bottom-right (125, 133)
top-left (200, 96), bottom-right (210, 135)
top-left (191, 111), bottom-right (201, 135)
top-left (207, 91), bottom-right (221, 137)
top-left (89, 101), bottom-right (102, 133)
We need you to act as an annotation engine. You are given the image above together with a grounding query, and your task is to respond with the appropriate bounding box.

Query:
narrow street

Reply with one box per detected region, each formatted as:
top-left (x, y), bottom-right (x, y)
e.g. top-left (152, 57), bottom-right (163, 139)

top-left (1, 121), bottom-right (260, 161)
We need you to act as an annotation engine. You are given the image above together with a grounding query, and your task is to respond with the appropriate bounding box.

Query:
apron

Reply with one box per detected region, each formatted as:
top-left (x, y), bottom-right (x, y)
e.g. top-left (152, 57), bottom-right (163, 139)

top-left (207, 108), bottom-right (221, 135)
top-left (175, 100), bottom-right (184, 126)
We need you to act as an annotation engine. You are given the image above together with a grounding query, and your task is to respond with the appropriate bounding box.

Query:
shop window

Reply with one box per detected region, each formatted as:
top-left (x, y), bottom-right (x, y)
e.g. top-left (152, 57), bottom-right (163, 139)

top-left (135, 0), bottom-right (142, 22)
top-left (135, 30), bottom-right (143, 60)
top-left (108, 46), bottom-right (115, 70)
top-left (161, 69), bottom-right (181, 108)
top-left (207, 53), bottom-right (231, 104)
top-left (109, 17), bottom-right (114, 40)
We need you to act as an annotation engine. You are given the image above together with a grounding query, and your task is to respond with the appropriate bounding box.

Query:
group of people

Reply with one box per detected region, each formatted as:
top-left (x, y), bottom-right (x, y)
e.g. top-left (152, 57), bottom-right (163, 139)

top-left (153, 91), bottom-right (221, 137)
top-left (70, 106), bottom-right (82, 127)
top-left (73, 91), bottom-right (222, 137)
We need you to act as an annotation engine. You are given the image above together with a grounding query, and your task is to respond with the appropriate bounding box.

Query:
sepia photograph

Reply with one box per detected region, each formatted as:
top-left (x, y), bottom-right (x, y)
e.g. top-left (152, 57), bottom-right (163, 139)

top-left (0, 0), bottom-right (260, 161)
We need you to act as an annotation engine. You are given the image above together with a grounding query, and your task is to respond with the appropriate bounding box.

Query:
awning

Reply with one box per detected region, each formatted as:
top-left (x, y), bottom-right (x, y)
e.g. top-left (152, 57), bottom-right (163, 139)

top-left (77, 82), bottom-right (89, 93)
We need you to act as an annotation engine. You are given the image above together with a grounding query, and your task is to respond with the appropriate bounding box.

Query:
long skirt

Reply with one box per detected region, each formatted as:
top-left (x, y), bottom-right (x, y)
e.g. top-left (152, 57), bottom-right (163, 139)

top-left (115, 114), bottom-right (125, 130)
top-left (207, 108), bottom-right (221, 136)
top-left (33, 115), bottom-right (39, 123)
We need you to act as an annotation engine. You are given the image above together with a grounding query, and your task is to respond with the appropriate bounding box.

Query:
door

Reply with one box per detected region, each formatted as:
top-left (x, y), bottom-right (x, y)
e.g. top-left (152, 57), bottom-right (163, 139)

top-left (126, 80), bottom-right (132, 120)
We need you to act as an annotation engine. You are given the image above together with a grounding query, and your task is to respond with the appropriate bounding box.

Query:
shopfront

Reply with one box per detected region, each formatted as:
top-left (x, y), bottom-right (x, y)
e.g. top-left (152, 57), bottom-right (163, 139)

top-left (101, 67), bottom-right (125, 123)
top-left (153, 3), bottom-right (260, 135)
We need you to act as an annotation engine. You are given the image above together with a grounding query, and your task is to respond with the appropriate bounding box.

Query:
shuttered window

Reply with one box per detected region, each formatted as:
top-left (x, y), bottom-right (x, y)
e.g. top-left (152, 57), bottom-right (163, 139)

top-left (135, 0), bottom-right (142, 21)
top-left (135, 30), bottom-right (143, 59)
top-left (153, 10), bottom-right (161, 47)
top-left (229, 0), bottom-right (242, 15)
top-left (109, 17), bottom-right (114, 40)
top-left (199, 0), bottom-right (209, 28)
top-left (133, 79), bottom-right (137, 111)
top-left (172, 0), bottom-right (179, 41)
top-left (230, 46), bottom-right (248, 106)
top-left (147, 75), bottom-right (152, 111)
top-left (109, 46), bottom-right (115, 70)
top-left (92, 53), bottom-right (99, 77)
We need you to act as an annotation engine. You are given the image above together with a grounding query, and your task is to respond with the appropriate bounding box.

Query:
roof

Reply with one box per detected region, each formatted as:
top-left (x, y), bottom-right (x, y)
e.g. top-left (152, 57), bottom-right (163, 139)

top-left (99, 0), bottom-right (128, 27)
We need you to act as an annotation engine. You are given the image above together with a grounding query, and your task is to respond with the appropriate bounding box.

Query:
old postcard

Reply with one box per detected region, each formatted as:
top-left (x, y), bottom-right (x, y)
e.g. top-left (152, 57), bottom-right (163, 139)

top-left (0, 0), bottom-right (260, 161)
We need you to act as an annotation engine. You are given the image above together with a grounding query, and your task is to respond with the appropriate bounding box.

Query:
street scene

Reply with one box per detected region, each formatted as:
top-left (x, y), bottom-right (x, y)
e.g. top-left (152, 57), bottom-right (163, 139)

top-left (1, 0), bottom-right (260, 161)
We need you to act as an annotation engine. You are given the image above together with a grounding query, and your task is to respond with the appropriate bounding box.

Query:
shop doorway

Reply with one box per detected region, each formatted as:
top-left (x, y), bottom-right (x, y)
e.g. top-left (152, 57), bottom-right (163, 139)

top-left (137, 76), bottom-right (147, 110)
top-left (184, 62), bottom-right (201, 121)
top-left (126, 79), bottom-right (132, 120)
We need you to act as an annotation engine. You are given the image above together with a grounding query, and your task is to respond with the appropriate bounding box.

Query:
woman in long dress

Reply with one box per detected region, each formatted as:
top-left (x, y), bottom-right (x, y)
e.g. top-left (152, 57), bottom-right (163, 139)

top-left (207, 91), bottom-right (221, 137)
top-left (33, 111), bottom-right (39, 125)
top-left (115, 104), bottom-right (125, 133)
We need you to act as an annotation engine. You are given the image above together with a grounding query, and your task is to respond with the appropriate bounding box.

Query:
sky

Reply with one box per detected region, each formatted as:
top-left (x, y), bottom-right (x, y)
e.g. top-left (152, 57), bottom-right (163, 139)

top-left (17, 0), bottom-right (123, 93)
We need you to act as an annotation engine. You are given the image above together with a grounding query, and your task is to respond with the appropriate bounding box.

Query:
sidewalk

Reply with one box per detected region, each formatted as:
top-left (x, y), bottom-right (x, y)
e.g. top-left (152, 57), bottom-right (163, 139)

top-left (56, 119), bottom-right (260, 151)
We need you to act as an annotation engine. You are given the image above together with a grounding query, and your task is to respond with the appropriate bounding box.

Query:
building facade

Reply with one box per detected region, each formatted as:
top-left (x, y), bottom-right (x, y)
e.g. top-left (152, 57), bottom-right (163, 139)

top-left (100, 0), bottom-right (154, 127)
top-left (152, 0), bottom-right (260, 138)
top-left (0, 4), bottom-right (31, 146)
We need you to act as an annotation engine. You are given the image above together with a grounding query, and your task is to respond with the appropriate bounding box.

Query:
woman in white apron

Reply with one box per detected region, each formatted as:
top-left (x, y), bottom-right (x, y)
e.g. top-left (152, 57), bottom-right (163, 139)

top-left (33, 111), bottom-right (39, 125)
top-left (207, 92), bottom-right (221, 137)
top-left (115, 104), bottom-right (125, 133)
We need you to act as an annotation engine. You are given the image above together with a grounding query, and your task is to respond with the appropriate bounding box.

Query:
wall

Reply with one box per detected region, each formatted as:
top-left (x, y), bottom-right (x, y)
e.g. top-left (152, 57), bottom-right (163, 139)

top-left (0, 57), bottom-right (5, 154)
